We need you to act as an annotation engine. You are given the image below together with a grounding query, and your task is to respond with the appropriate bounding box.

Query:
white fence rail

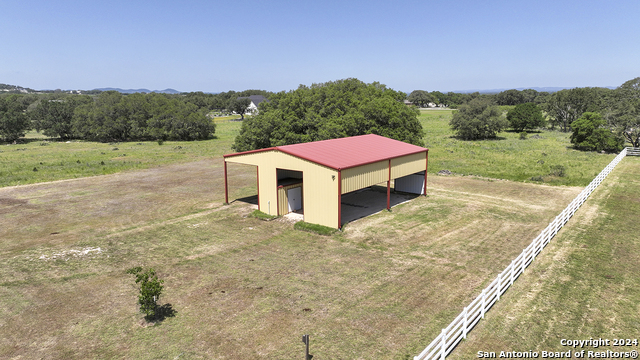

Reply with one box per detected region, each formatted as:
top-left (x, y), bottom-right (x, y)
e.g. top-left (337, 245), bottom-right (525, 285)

top-left (627, 147), bottom-right (640, 156)
top-left (414, 147), bottom-right (629, 360)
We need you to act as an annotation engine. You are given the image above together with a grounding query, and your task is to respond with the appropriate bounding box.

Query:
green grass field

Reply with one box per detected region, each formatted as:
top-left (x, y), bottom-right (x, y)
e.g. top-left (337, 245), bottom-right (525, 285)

top-left (419, 109), bottom-right (617, 186)
top-left (0, 110), bottom-right (619, 188)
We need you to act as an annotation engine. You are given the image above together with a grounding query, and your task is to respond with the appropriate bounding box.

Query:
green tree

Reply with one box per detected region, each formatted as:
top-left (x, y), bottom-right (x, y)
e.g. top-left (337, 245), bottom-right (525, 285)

top-left (613, 77), bottom-right (640, 147)
top-left (0, 95), bottom-right (31, 142)
top-left (570, 112), bottom-right (623, 152)
top-left (496, 89), bottom-right (525, 105)
top-left (546, 87), bottom-right (603, 132)
top-left (449, 98), bottom-right (508, 140)
top-left (228, 97), bottom-right (252, 120)
top-left (72, 91), bottom-right (215, 142)
top-left (506, 103), bottom-right (545, 132)
top-left (232, 79), bottom-right (423, 151)
top-left (407, 90), bottom-right (434, 107)
top-left (126, 267), bottom-right (164, 319)
top-left (30, 95), bottom-right (92, 139)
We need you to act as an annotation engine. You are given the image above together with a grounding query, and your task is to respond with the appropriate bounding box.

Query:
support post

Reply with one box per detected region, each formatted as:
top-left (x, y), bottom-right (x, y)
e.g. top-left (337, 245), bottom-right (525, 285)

top-left (256, 166), bottom-right (260, 212)
top-left (387, 159), bottom-right (391, 211)
top-left (338, 170), bottom-right (342, 229)
top-left (224, 160), bottom-right (229, 205)
top-left (424, 150), bottom-right (428, 196)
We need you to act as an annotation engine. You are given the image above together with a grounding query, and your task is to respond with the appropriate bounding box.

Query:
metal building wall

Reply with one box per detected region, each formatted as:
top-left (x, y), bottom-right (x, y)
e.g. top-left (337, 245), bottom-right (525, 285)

top-left (391, 151), bottom-right (427, 179)
top-left (341, 151), bottom-right (427, 194)
top-left (225, 151), bottom-right (339, 228)
top-left (341, 160), bottom-right (388, 194)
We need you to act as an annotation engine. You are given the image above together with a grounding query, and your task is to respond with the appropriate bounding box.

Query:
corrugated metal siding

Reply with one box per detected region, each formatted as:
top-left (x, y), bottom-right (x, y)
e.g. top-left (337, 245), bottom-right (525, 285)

top-left (226, 151), bottom-right (339, 228)
top-left (341, 160), bottom-right (388, 194)
top-left (391, 151), bottom-right (427, 179)
top-left (394, 173), bottom-right (425, 194)
top-left (277, 183), bottom-right (303, 215)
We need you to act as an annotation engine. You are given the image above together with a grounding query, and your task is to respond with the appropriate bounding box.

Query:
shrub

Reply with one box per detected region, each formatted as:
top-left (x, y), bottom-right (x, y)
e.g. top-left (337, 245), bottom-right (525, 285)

top-left (126, 267), bottom-right (164, 320)
top-left (519, 131), bottom-right (528, 140)
top-left (549, 165), bottom-right (566, 177)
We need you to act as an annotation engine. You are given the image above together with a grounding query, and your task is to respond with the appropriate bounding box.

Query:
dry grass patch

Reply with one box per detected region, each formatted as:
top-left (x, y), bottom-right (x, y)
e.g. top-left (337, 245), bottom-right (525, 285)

top-left (448, 157), bottom-right (640, 359)
top-left (1, 160), bottom-right (593, 359)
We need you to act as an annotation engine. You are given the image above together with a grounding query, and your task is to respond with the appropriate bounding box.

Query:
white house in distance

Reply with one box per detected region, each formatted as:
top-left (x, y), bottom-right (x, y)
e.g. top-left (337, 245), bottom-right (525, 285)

top-left (237, 95), bottom-right (270, 115)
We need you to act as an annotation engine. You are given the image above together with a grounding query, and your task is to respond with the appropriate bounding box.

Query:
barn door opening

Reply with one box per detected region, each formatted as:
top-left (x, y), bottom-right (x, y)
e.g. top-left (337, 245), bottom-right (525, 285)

top-left (287, 187), bottom-right (302, 212)
top-left (276, 169), bottom-right (303, 216)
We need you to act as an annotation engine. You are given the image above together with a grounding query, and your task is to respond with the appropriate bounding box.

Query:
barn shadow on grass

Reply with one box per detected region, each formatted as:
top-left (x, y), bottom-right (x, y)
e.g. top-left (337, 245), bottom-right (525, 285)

top-left (233, 194), bottom-right (258, 206)
top-left (341, 185), bottom-right (419, 225)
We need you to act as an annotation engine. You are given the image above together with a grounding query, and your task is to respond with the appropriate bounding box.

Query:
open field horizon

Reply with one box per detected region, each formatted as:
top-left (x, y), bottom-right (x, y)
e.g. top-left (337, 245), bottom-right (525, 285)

top-left (0, 110), bottom-right (618, 188)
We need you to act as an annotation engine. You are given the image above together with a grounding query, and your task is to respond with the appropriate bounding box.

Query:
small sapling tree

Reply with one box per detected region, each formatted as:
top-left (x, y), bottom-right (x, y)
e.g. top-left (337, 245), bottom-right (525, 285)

top-left (126, 266), bottom-right (164, 320)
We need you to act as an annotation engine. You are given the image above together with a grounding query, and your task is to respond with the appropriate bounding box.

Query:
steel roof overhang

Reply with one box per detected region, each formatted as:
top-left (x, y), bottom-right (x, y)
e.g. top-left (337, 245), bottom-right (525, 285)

top-left (223, 134), bottom-right (428, 171)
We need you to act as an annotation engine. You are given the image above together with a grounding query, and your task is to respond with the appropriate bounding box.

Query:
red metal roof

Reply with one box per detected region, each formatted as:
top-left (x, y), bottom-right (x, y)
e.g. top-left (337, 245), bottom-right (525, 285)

top-left (225, 134), bottom-right (428, 170)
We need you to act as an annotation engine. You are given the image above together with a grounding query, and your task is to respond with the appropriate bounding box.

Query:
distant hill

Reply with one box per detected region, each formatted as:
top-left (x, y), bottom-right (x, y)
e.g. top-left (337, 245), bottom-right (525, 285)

top-left (452, 86), bottom-right (616, 94)
top-left (0, 83), bottom-right (39, 94)
top-left (93, 87), bottom-right (181, 94)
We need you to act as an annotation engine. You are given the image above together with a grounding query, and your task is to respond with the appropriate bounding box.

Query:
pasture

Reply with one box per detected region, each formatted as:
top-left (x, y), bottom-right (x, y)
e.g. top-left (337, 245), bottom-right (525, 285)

top-left (1, 156), bottom-right (585, 359)
top-left (1, 110), bottom-right (635, 358)
top-left (0, 110), bottom-right (617, 188)
top-left (448, 156), bottom-right (640, 359)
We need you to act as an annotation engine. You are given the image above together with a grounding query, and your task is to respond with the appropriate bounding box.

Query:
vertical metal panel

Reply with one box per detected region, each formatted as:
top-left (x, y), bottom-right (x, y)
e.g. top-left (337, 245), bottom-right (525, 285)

top-left (391, 151), bottom-right (427, 179)
top-left (341, 160), bottom-right (388, 194)
top-left (278, 183), bottom-right (303, 215)
top-left (226, 151), bottom-right (339, 228)
top-left (277, 186), bottom-right (286, 215)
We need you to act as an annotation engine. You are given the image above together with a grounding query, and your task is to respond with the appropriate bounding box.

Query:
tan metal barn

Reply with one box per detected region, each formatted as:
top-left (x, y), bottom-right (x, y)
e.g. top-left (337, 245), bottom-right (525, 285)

top-left (223, 134), bottom-right (428, 229)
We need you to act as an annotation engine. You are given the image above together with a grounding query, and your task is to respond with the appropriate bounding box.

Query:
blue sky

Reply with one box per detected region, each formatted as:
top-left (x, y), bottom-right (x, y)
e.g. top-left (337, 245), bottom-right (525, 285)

top-left (1, 0), bottom-right (638, 93)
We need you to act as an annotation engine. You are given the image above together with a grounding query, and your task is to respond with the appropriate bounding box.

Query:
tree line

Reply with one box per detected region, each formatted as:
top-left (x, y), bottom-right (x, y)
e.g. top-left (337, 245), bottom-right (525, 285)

top-left (0, 89), bottom-right (273, 143)
top-left (411, 77), bottom-right (640, 151)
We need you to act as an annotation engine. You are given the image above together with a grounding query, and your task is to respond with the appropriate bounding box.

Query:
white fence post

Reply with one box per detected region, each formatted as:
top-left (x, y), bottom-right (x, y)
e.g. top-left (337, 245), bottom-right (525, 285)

top-left (481, 289), bottom-right (486, 319)
top-left (440, 329), bottom-right (446, 360)
top-left (463, 306), bottom-right (468, 339)
top-left (510, 260), bottom-right (515, 285)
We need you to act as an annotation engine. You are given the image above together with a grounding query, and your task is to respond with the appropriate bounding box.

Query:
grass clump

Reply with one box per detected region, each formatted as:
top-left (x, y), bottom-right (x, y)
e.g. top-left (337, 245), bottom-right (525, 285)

top-left (519, 131), bottom-right (528, 140)
top-left (249, 210), bottom-right (278, 220)
top-left (549, 164), bottom-right (566, 177)
top-left (294, 221), bottom-right (337, 235)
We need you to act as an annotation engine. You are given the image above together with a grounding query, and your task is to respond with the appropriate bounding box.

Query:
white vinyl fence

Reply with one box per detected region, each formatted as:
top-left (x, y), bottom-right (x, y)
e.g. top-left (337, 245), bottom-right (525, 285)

top-left (414, 147), bottom-right (629, 360)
